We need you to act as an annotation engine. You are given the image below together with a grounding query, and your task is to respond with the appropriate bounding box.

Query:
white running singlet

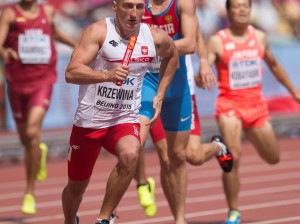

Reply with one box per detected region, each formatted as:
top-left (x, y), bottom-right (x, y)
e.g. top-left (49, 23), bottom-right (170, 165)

top-left (73, 17), bottom-right (156, 128)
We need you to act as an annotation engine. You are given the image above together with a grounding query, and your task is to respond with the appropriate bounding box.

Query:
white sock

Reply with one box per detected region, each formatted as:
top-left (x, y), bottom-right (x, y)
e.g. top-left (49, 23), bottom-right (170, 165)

top-left (214, 141), bottom-right (226, 156)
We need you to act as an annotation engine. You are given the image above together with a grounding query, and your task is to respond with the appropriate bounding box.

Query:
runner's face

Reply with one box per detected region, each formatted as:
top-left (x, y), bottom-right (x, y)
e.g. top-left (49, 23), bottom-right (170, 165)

top-left (228, 0), bottom-right (251, 26)
top-left (113, 0), bottom-right (145, 33)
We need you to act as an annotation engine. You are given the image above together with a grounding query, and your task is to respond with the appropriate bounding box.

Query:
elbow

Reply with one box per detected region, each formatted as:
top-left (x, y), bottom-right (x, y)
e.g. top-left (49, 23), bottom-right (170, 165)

top-left (185, 43), bottom-right (196, 54)
top-left (65, 69), bottom-right (73, 83)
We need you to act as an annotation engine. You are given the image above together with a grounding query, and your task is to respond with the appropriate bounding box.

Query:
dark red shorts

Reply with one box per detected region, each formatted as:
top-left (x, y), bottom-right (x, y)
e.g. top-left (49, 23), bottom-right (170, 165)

top-left (7, 84), bottom-right (52, 122)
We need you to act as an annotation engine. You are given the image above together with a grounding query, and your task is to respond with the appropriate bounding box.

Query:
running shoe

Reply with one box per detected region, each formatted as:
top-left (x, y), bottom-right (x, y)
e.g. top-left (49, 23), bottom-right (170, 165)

top-left (225, 210), bottom-right (240, 224)
top-left (211, 135), bottom-right (233, 173)
top-left (36, 143), bottom-right (48, 182)
top-left (21, 193), bottom-right (36, 215)
top-left (64, 215), bottom-right (79, 224)
top-left (95, 220), bottom-right (110, 224)
top-left (137, 177), bottom-right (157, 217)
top-left (109, 213), bottom-right (118, 224)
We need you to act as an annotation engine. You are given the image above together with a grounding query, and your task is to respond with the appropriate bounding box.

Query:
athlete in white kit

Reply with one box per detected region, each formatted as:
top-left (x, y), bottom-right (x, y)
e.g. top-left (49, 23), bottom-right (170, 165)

top-left (61, 0), bottom-right (178, 224)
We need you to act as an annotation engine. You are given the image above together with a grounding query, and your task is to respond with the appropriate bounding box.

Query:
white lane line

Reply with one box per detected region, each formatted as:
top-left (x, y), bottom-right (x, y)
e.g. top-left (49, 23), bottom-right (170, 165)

top-left (0, 170), bottom-right (300, 212)
top-left (22, 198), bottom-right (300, 223)
top-left (244, 216), bottom-right (300, 224)
top-left (1, 159), bottom-right (299, 201)
top-left (0, 148), bottom-right (299, 191)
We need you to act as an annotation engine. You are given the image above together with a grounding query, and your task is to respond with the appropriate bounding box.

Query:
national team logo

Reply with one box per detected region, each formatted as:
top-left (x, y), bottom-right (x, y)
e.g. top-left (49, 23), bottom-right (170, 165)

top-left (133, 125), bottom-right (139, 136)
top-left (225, 42), bottom-right (235, 50)
top-left (16, 17), bottom-right (26, 22)
top-left (248, 39), bottom-right (255, 47)
top-left (141, 46), bottom-right (148, 55)
top-left (165, 14), bottom-right (173, 23)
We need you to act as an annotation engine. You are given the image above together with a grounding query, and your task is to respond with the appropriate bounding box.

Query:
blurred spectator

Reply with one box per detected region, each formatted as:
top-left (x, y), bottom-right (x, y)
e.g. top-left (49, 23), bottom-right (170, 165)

top-left (273, 0), bottom-right (300, 39)
top-left (250, 0), bottom-right (279, 33)
top-left (195, 0), bottom-right (223, 41)
top-left (0, 59), bottom-right (4, 129)
top-left (271, 0), bottom-right (295, 39)
top-left (207, 0), bottom-right (229, 28)
top-left (87, 3), bottom-right (114, 22)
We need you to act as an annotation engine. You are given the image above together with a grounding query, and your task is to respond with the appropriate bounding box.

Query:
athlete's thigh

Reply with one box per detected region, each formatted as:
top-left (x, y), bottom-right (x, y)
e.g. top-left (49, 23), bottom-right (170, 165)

top-left (244, 121), bottom-right (279, 162)
top-left (68, 125), bottom-right (104, 181)
top-left (28, 84), bottom-right (53, 111)
top-left (217, 114), bottom-right (243, 156)
top-left (104, 123), bottom-right (141, 156)
top-left (139, 115), bottom-right (152, 147)
top-left (27, 106), bottom-right (46, 133)
top-left (27, 85), bottom-right (52, 127)
top-left (165, 129), bottom-right (190, 160)
top-left (7, 86), bottom-right (27, 123)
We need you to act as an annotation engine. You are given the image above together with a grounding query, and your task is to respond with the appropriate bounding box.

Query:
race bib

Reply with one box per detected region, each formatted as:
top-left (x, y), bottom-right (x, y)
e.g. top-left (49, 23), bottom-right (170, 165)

top-left (229, 58), bottom-right (262, 89)
top-left (18, 34), bottom-right (51, 64)
top-left (94, 83), bottom-right (137, 111)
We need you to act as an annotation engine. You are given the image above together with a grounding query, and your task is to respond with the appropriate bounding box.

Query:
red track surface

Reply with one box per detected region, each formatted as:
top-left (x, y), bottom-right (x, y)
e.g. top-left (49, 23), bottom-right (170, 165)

top-left (1, 137), bottom-right (300, 224)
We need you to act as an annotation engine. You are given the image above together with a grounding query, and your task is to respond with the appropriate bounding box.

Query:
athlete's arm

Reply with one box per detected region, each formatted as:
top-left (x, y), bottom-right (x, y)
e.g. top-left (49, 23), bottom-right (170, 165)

top-left (65, 20), bottom-right (129, 85)
top-left (195, 34), bottom-right (220, 88)
top-left (195, 24), bottom-right (216, 90)
top-left (147, 27), bottom-right (178, 126)
top-left (0, 7), bottom-right (18, 63)
top-left (44, 5), bottom-right (78, 48)
top-left (258, 30), bottom-right (300, 103)
top-left (174, 0), bottom-right (197, 55)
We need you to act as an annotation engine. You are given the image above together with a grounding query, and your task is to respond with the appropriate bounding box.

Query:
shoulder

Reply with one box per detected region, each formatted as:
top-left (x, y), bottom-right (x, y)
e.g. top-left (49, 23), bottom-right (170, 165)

top-left (253, 27), bottom-right (267, 41)
top-left (150, 27), bottom-right (169, 44)
top-left (208, 33), bottom-right (222, 46)
top-left (87, 19), bottom-right (107, 33)
top-left (1, 5), bottom-right (16, 22)
top-left (43, 4), bottom-right (55, 15)
top-left (177, 0), bottom-right (196, 14)
top-left (207, 33), bottom-right (223, 56)
top-left (253, 26), bottom-right (267, 49)
top-left (82, 19), bottom-right (107, 42)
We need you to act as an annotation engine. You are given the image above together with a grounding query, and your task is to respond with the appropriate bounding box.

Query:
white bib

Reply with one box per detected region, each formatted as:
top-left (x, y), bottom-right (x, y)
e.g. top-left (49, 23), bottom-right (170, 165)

top-left (229, 58), bottom-right (262, 89)
top-left (18, 33), bottom-right (51, 64)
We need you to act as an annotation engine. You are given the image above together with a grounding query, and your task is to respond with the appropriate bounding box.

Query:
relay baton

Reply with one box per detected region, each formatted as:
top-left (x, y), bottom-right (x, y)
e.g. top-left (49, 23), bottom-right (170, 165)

top-left (116, 35), bottom-right (137, 86)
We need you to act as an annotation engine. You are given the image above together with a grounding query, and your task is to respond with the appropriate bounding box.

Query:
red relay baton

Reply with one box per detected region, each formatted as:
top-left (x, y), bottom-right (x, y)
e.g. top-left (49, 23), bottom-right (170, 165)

top-left (116, 35), bottom-right (137, 86)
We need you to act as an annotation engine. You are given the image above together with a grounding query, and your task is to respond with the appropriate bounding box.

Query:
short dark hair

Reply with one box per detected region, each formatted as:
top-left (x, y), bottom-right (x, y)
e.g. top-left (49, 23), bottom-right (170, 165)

top-left (226, 0), bottom-right (252, 10)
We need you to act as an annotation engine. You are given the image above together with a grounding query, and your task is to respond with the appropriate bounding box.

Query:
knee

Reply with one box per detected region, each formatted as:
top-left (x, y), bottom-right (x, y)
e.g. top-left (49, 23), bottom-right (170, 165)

top-left (265, 154), bottom-right (280, 165)
top-left (118, 146), bottom-right (139, 172)
top-left (231, 150), bottom-right (241, 169)
top-left (24, 126), bottom-right (40, 142)
top-left (64, 183), bottom-right (87, 199)
top-left (186, 147), bottom-right (205, 165)
top-left (168, 149), bottom-right (186, 166)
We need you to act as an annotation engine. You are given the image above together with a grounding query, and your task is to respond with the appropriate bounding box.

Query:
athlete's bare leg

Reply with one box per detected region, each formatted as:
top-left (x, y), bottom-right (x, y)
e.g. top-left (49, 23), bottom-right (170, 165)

top-left (186, 135), bottom-right (220, 166)
top-left (164, 130), bottom-right (189, 224)
top-left (245, 121), bottom-right (280, 164)
top-left (217, 115), bottom-right (243, 211)
top-left (134, 115), bottom-right (152, 184)
top-left (154, 138), bottom-right (176, 216)
top-left (98, 136), bottom-right (140, 219)
top-left (16, 106), bottom-right (45, 195)
top-left (62, 178), bottom-right (89, 224)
